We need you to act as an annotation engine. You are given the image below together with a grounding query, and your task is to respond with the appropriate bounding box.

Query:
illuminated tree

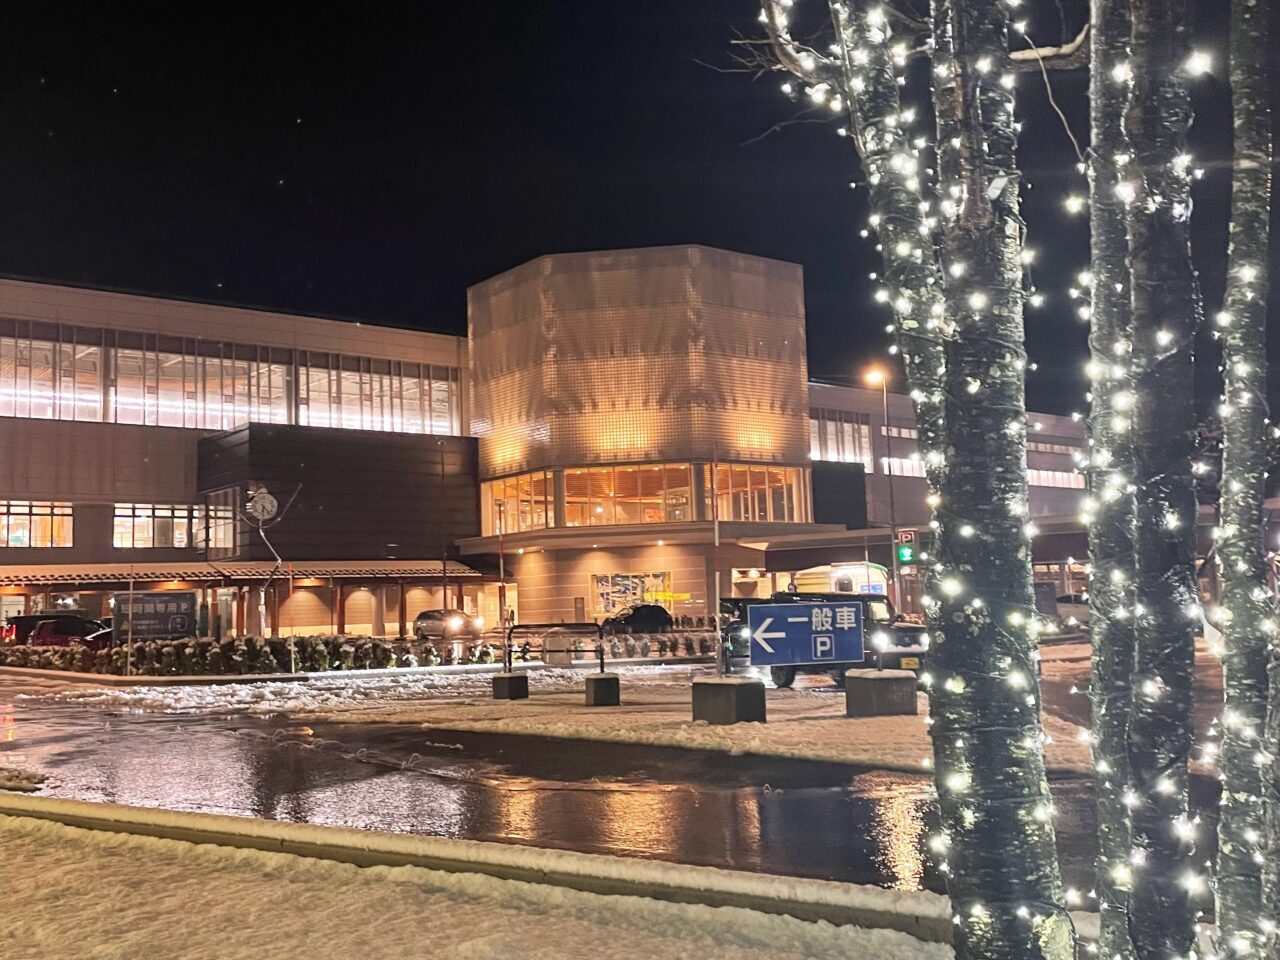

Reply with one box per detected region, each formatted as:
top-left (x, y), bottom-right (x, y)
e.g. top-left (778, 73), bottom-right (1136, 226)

top-left (751, 2), bottom-right (1077, 955)
top-left (1122, 0), bottom-right (1202, 954)
top-left (1214, 0), bottom-right (1274, 953)
top-left (1082, 0), bottom-right (1137, 956)
top-left (924, 2), bottom-right (1073, 954)
top-left (758, 0), bottom-right (948, 483)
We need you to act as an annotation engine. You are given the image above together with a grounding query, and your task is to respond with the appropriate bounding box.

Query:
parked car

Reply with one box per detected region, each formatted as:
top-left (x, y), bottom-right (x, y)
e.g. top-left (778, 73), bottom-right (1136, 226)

top-left (602, 603), bottom-right (674, 635)
top-left (26, 617), bottom-right (110, 649)
top-left (1056, 593), bottom-right (1091, 628)
top-left (412, 609), bottom-right (484, 641)
top-left (718, 598), bottom-right (767, 662)
top-left (755, 591), bottom-right (928, 688)
top-left (3, 613), bottom-right (103, 646)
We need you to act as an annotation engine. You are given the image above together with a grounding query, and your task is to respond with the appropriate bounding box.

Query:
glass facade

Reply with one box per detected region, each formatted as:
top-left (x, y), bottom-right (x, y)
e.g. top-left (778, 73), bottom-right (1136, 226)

top-left (483, 462), bottom-right (807, 534)
top-left (565, 464), bottom-right (694, 526)
top-left (705, 464), bottom-right (804, 523)
top-left (489, 470), bottom-right (554, 533)
top-left (809, 410), bottom-right (875, 469)
top-left (197, 491), bottom-right (238, 559)
top-left (0, 501), bottom-right (73, 547)
top-left (0, 320), bottom-right (462, 435)
top-left (884, 457), bottom-right (927, 478)
top-left (113, 504), bottom-right (195, 548)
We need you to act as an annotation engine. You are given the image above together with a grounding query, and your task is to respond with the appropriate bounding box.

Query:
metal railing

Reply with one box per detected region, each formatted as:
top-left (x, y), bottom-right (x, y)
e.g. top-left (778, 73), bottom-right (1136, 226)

top-left (503, 622), bottom-right (605, 673)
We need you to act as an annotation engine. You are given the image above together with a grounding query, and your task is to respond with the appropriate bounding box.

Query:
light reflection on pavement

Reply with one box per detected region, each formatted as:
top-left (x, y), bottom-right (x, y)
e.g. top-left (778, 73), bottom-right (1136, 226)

top-left (0, 676), bottom-right (1109, 893)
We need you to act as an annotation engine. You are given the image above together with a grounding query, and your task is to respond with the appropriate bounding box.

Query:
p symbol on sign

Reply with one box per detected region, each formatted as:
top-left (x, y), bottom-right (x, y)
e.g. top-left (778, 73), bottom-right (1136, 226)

top-left (813, 635), bottom-right (834, 659)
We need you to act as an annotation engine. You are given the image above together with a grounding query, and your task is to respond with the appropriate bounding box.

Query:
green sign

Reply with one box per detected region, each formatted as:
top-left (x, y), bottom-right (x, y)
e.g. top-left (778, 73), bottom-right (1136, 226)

top-left (896, 543), bottom-right (916, 565)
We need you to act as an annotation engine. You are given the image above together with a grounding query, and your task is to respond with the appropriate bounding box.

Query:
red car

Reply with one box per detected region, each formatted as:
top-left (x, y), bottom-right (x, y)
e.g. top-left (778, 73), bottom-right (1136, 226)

top-left (26, 617), bottom-right (110, 650)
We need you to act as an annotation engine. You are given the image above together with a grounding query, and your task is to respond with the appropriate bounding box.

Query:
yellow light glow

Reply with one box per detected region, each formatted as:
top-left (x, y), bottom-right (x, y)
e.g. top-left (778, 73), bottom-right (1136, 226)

top-left (864, 366), bottom-right (889, 387)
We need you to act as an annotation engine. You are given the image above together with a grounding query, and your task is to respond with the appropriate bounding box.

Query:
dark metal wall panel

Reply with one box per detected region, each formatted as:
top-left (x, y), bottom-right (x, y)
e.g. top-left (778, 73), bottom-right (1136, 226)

top-left (196, 424), bottom-right (480, 562)
top-left (810, 461), bottom-right (869, 530)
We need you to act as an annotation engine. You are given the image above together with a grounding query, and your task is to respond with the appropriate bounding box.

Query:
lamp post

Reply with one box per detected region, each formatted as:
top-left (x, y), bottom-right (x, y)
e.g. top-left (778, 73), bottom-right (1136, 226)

top-left (865, 367), bottom-right (900, 608)
top-left (496, 498), bottom-right (507, 631)
top-left (438, 440), bottom-right (449, 611)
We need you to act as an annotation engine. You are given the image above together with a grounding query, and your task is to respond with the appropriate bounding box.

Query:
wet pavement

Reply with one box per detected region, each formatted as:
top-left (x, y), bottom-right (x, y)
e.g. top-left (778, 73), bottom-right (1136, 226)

top-left (0, 676), bottom-right (1209, 894)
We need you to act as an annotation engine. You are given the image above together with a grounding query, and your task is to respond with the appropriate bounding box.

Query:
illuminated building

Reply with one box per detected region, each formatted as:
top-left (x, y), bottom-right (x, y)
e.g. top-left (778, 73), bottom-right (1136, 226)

top-left (0, 246), bottom-right (1092, 635)
top-left (458, 246), bottom-right (1088, 622)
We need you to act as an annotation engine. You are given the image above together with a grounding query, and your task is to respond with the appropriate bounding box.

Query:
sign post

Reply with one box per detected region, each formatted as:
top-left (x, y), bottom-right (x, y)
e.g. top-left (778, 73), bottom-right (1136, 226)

top-left (746, 601), bottom-right (865, 667)
top-left (111, 591), bottom-right (199, 641)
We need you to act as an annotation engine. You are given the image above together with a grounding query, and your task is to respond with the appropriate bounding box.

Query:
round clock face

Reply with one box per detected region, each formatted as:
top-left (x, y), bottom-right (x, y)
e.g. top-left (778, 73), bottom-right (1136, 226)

top-left (246, 491), bottom-right (279, 521)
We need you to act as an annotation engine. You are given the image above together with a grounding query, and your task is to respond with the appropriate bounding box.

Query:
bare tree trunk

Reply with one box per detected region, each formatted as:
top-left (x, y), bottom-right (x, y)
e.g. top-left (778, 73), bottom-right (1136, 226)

top-left (1125, 1), bottom-right (1200, 956)
top-left (1216, 0), bottom-right (1274, 954)
top-left (1085, 1), bottom-right (1136, 957)
top-left (923, 1), bottom-right (1072, 956)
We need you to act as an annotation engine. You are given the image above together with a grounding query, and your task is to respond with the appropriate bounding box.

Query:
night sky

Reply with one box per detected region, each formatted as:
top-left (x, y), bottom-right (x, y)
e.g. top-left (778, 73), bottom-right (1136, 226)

top-left (0, 2), bottom-right (1271, 415)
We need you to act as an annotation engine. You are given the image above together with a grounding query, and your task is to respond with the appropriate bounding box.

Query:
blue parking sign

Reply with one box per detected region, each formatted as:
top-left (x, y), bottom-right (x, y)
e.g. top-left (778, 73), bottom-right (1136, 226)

top-left (746, 602), bottom-right (865, 667)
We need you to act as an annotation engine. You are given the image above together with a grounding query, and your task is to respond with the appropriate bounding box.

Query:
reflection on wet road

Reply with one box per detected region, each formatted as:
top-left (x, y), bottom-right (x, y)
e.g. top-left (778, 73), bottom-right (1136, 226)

top-left (1, 678), bottom-right (1107, 892)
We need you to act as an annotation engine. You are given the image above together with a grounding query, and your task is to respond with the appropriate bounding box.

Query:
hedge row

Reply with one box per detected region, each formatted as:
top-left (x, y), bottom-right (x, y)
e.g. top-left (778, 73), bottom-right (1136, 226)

top-left (0, 631), bottom-right (721, 676)
top-left (0, 635), bottom-right (499, 677)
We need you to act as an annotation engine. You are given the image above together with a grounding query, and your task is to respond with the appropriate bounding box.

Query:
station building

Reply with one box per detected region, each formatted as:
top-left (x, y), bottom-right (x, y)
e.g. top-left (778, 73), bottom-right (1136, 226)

top-left (0, 244), bottom-right (1089, 635)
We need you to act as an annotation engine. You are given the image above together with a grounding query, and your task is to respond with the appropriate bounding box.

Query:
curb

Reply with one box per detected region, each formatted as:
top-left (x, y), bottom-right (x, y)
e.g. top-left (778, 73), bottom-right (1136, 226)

top-left (0, 793), bottom-right (959, 944)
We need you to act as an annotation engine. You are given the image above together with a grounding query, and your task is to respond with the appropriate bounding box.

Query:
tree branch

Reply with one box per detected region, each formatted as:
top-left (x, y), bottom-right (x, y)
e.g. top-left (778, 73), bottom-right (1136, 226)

top-left (757, 0), bottom-right (840, 84)
top-left (1010, 23), bottom-right (1090, 72)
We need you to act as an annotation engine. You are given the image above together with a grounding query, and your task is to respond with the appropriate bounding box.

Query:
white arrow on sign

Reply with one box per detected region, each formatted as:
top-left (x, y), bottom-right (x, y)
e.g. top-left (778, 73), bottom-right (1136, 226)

top-left (752, 617), bottom-right (786, 654)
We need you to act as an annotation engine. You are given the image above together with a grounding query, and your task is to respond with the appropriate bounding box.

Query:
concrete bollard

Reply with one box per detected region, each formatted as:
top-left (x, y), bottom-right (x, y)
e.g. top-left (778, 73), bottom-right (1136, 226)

top-left (692, 677), bottom-right (766, 725)
top-left (844, 669), bottom-right (917, 717)
top-left (585, 673), bottom-right (620, 706)
top-left (492, 671), bottom-right (529, 700)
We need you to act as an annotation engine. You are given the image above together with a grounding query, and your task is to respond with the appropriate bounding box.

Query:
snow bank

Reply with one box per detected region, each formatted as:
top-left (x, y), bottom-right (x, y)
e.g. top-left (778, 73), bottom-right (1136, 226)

top-left (25, 663), bottom-right (708, 715)
top-left (0, 766), bottom-right (45, 792)
top-left (0, 794), bottom-right (954, 957)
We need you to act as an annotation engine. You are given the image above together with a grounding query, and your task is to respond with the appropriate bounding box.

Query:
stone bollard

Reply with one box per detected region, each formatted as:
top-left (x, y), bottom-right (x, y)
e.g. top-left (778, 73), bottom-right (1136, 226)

top-left (492, 671), bottom-right (529, 701)
top-left (692, 677), bottom-right (766, 725)
top-left (585, 673), bottom-right (620, 706)
top-left (844, 668), bottom-right (917, 717)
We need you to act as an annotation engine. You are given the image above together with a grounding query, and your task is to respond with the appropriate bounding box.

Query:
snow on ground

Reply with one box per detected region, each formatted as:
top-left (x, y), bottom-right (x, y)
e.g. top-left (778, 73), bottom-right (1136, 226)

top-left (19, 655), bottom-right (1095, 776)
top-left (26, 663), bottom-right (710, 715)
top-left (23, 662), bottom-right (1093, 774)
top-left (0, 812), bottom-right (949, 960)
top-left (311, 682), bottom-right (1092, 775)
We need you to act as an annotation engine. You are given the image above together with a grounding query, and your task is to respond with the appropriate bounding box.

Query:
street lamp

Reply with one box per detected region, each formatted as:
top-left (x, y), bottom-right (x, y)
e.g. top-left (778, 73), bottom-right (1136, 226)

top-left (496, 499), bottom-right (507, 632)
top-left (864, 366), bottom-right (901, 608)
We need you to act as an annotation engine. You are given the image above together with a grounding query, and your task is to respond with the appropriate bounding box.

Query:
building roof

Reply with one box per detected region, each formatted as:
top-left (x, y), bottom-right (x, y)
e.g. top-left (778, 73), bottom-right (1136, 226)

top-left (0, 560), bottom-right (482, 586)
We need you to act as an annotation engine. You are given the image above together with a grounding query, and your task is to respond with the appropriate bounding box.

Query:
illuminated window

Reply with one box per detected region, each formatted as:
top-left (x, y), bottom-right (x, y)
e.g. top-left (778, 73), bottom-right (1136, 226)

top-left (484, 463), bottom-right (701, 534)
top-left (0, 501), bottom-right (72, 547)
top-left (881, 425), bottom-right (918, 439)
top-left (0, 320), bottom-right (461, 436)
top-left (705, 465), bottom-right (805, 522)
top-left (197, 491), bottom-right (237, 558)
top-left (0, 330), bottom-right (103, 422)
top-left (884, 457), bottom-right (927, 478)
top-left (808, 410), bottom-right (874, 469)
top-left (297, 357), bottom-right (459, 436)
top-left (486, 470), bottom-right (554, 534)
top-left (1028, 469), bottom-right (1085, 489)
top-left (113, 504), bottom-right (194, 548)
top-left (1028, 440), bottom-right (1080, 455)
